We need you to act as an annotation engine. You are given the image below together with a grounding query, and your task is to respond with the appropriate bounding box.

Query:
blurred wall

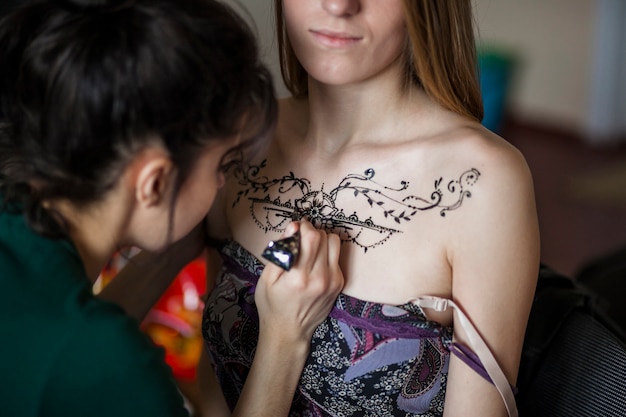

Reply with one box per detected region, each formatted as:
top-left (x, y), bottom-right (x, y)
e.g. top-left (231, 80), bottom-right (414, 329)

top-left (472, 0), bottom-right (626, 144)
top-left (229, 0), bottom-right (288, 97)
top-left (474, 0), bottom-right (597, 135)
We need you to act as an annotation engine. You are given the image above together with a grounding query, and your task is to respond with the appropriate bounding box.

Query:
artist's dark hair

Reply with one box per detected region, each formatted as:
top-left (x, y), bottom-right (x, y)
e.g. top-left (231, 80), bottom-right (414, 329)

top-left (0, 0), bottom-right (277, 238)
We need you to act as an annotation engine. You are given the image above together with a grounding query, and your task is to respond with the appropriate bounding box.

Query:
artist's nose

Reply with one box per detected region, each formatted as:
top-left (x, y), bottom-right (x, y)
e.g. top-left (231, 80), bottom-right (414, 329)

top-left (321, 0), bottom-right (360, 17)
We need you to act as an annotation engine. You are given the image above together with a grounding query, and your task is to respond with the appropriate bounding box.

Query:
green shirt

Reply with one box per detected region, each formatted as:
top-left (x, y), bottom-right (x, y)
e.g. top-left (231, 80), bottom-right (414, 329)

top-left (0, 205), bottom-right (189, 417)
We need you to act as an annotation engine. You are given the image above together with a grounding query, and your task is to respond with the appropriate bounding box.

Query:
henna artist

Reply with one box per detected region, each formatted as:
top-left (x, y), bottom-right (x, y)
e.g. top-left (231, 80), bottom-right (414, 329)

top-left (201, 1), bottom-right (539, 416)
top-left (0, 0), bottom-right (342, 416)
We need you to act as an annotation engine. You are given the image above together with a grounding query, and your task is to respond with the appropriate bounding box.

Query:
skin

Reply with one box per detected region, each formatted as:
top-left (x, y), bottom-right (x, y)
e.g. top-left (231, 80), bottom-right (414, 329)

top-left (202, 0), bottom-right (540, 416)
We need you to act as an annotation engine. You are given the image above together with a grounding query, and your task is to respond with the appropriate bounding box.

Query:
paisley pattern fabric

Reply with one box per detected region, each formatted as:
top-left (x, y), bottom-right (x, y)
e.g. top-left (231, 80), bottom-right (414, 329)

top-left (202, 240), bottom-right (455, 416)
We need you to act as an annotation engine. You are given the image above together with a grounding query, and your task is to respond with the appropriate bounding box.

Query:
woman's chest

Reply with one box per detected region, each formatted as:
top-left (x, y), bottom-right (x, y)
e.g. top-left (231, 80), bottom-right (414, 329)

top-left (225, 197), bottom-right (453, 309)
top-left (223, 152), bottom-right (476, 304)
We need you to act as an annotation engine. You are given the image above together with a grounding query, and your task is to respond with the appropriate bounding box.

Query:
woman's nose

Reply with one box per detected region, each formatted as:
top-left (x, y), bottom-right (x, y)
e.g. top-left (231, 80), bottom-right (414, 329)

top-left (321, 0), bottom-right (360, 17)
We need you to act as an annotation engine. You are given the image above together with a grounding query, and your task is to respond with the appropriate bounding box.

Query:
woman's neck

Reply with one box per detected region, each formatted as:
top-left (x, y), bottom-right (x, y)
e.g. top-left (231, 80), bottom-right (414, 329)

top-left (51, 194), bottom-right (132, 282)
top-left (302, 73), bottom-right (429, 153)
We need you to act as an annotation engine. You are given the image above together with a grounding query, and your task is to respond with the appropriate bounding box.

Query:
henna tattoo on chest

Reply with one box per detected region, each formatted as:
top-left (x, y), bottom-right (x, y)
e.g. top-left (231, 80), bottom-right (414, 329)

top-left (231, 160), bottom-right (480, 251)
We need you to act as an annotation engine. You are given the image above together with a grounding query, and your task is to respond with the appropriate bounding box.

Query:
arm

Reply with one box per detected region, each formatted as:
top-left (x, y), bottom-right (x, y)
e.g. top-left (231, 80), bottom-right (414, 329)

top-left (98, 223), bottom-right (206, 322)
top-left (235, 221), bottom-right (343, 416)
top-left (442, 144), bottom-right (540, 416)
top-left (197, 348), bottom-right (230, 417)
top-left (233, 329), bottom-right (311, 416)
top-left (198, 220), bottom-right (343, 417)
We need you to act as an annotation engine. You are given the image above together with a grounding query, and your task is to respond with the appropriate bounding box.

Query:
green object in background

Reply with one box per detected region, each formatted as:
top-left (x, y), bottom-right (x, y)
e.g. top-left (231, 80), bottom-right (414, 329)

top-left (478, 47), bottom-right (516, 133)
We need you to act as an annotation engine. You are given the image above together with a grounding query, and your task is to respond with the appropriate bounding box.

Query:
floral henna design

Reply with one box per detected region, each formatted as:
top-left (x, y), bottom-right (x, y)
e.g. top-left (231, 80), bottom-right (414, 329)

top-left (231, 160), bottom-right (480, 251)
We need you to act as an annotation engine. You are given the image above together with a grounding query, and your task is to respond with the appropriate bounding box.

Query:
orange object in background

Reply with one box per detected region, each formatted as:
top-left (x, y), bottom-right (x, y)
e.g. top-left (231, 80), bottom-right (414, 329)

top-left (141, 258), bottom-right (207, 381)
top-left (96, 253), bottom-right (207, 382)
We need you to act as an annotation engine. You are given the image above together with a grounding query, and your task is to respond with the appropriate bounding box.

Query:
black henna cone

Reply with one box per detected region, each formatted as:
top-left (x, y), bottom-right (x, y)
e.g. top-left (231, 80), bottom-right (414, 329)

top-left (262, 231), bottom-right (300, 271)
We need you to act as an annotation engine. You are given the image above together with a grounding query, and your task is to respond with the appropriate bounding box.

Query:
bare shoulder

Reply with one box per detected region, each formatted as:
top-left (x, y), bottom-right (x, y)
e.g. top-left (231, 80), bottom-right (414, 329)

top-left (465, 125), bottom-right (534, 212)
top-left (442, 123), bottom-right (532, 187)
top-left (427, 122), bottom-right (535, 216)
top-left (435, 122), bottom-right (540, 275)
top-left (410, 119), bottom-right (540, 265)
top-left (398, 118), bottom-right (536, 220)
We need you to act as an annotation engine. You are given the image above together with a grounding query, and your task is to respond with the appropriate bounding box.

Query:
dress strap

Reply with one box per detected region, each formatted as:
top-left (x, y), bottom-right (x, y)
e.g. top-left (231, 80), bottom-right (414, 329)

top-left (411, 296), bottom-right (518, 417)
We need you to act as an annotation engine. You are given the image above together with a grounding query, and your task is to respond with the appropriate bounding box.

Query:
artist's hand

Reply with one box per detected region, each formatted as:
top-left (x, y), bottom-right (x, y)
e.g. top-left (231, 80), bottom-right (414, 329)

top-left (256, 220), bottom-right (344, 342)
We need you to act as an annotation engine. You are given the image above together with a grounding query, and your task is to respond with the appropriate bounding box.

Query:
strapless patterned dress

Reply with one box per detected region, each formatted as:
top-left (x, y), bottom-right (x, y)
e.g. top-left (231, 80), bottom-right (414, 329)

top-left (203, 240), bottom-right (474, 416)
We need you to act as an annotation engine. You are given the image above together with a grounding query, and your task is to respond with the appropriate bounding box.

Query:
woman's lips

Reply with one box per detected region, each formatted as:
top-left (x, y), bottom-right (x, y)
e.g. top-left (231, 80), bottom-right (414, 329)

top-left (310, 30), bottom-right (362, 47)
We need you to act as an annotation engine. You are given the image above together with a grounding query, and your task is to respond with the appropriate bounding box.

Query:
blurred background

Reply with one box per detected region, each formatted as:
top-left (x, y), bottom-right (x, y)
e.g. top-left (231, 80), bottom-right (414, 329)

top-left (236, 0), bottom-right (626, 279)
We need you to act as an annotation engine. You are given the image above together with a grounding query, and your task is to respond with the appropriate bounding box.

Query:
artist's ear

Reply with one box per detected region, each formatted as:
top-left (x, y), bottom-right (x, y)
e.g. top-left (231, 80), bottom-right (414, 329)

top-left (134, 155), bottom-right (174, 208)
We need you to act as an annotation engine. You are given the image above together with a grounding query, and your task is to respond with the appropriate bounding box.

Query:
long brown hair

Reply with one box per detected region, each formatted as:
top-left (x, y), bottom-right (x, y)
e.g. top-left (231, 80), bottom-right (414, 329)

top-left (274, 0), bottom-right (483, 122)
